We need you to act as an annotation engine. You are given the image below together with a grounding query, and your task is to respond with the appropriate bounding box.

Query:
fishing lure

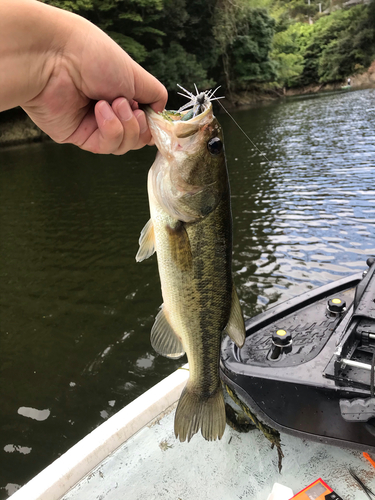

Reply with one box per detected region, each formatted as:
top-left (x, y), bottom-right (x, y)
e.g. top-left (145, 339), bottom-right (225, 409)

top-left (177, 84), bottom-right (224, 117)
top-left (176, 83), bottom-right (270, 162)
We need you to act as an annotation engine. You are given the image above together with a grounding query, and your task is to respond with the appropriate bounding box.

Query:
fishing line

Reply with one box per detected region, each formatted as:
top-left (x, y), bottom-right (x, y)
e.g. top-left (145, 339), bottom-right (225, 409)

top-left (176, 83), bottom-right (271, 163)
top-left (216, 99), bottom-right (271, 164)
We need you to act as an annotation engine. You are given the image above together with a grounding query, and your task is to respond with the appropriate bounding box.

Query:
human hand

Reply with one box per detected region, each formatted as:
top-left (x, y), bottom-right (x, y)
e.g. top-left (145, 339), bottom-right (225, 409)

top-left (18, 3), bottom-right (167, 154)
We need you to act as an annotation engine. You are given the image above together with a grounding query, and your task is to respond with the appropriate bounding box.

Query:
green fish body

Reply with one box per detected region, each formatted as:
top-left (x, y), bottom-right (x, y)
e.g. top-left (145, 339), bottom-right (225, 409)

top-left (137, 101), bottom-right (245, 442)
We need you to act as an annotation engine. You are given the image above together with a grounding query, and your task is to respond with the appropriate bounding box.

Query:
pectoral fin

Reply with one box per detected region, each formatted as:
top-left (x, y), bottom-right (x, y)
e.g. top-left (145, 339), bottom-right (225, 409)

top-left (166, 221), bottom-right (192, 271)
top-left (225, 285), bottom-right (246, 348)
top-left (151, 306), bottom-right (185, 359)
top-left (136, 219), bottom-right (155, 262)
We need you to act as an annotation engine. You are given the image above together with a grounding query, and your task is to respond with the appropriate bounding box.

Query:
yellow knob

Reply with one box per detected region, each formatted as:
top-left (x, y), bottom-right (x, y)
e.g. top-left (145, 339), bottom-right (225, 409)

top-left (276, 329), bottom-right (287, 337)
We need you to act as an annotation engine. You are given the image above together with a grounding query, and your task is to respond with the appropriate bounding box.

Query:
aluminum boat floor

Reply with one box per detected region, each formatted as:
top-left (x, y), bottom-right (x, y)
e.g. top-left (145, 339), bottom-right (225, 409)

top-left (62, 404), bottom-right (375, 500)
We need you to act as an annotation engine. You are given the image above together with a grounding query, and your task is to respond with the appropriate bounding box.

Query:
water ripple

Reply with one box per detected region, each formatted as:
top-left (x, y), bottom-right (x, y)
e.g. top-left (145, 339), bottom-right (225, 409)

top-left (225, 89), bottom-right (375, 318)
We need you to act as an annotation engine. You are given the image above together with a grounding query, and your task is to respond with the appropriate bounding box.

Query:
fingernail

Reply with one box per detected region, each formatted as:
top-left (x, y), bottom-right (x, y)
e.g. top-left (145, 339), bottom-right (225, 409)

top-left (98, 101), bottom-right (114, 121)
top-left (117, 99), bottom-right (133, 122)
top-left (134, 110), bottom-right (148, 134)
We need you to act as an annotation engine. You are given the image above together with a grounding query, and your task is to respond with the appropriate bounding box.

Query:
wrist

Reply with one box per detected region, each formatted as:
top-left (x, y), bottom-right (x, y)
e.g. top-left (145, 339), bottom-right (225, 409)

top-left (0, 0), bottom-right (73, 111)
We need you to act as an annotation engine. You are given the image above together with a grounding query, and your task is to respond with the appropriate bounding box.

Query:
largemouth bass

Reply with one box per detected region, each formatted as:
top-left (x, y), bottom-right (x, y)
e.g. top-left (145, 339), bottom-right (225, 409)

top-left (136, 90), bottom-right (245, 442)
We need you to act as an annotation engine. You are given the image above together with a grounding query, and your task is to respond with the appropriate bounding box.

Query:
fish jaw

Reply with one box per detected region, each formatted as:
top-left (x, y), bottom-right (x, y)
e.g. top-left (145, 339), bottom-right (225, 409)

top-left (143, 103), bottom-right (217, 160)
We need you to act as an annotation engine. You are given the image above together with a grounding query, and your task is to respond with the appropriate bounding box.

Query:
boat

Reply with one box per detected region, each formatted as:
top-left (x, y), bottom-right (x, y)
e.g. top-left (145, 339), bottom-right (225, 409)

top-left (10, 259), bottom-right (375, 499)
top-left (221, 257), bottom-right (375, 452)
top-left (341, 85), bottom-right (352, 90)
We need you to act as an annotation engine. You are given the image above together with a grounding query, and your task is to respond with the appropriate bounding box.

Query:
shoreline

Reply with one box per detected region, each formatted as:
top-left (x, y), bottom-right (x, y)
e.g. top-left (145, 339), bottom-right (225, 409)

top-left (224, 71), bottom-right (375, 109)
top-left (1, 69), bottom-right (374, 148)
top-left (0, 108), bottom-right (48, 148)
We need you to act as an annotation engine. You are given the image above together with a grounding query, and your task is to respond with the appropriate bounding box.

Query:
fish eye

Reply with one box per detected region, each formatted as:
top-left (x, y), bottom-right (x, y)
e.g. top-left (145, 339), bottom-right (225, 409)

top-left (207, 137), bottom-right (223, 155)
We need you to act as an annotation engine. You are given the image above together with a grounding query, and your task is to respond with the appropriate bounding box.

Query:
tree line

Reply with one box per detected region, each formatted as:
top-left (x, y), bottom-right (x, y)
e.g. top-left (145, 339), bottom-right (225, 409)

top-left (42, 0), bottom-right (375, 96)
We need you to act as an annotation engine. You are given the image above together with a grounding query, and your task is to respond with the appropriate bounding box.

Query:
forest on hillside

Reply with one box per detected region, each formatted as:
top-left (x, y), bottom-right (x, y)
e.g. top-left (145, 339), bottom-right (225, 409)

top-left (39, 0), bottom-right (375, 95)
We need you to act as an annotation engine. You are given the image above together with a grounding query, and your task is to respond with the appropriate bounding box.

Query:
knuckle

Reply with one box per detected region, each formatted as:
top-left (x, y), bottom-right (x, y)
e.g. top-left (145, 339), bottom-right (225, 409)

top-left (109, 124), bottom-right (124, 143)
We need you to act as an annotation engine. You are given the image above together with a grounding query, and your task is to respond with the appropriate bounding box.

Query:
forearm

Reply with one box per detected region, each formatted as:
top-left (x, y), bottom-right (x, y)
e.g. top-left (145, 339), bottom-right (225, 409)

top-left (0, 0), bottom-right (70, 111)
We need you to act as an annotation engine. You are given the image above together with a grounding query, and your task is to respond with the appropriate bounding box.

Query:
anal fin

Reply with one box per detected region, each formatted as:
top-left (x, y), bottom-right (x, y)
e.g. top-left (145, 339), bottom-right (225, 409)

top-left (225, 284), bottom-right (246, 348)
top-left (151, 306), bottom-right (185, 359)
top-left (136, 219), bottom-right (155, 262)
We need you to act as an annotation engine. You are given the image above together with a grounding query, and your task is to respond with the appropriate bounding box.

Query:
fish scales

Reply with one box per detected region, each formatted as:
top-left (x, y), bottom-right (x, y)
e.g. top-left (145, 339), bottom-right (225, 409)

top-left (136, 93), bottom-right (245, 442)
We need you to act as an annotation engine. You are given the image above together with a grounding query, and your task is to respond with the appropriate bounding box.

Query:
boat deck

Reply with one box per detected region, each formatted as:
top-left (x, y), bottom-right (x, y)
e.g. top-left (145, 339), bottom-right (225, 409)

top-left (62, 402), bottom-right (373, 500)
top-left (11, 365), bottom-right (375, 500)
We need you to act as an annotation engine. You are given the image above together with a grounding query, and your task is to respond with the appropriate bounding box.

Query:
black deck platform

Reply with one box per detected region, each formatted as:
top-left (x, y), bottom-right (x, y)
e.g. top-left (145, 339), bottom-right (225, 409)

top-left (221, 259), bottom-right (375, 451)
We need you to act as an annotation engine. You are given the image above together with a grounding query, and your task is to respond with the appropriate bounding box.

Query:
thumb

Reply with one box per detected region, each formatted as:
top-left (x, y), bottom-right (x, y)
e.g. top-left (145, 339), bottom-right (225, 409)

top-left (131, 62), bottom-right (168, 113)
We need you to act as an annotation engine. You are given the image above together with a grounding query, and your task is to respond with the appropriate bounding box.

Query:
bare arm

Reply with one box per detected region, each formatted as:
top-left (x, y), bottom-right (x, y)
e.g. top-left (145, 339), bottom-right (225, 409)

top-left (0, 0), bottom-right (168, 154)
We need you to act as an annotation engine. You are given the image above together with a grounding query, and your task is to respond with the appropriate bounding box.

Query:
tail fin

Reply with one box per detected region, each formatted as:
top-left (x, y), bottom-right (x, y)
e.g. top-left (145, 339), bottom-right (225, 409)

top-left (174, 385), bottom-right (226, 442)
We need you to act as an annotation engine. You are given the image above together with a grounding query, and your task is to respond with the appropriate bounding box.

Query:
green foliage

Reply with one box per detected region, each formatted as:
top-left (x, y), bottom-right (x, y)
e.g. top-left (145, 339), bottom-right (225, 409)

top-left (294, 5), bottom-right (375, 85)
top-left (270, 2), bottom-right (375, 87)
top-left (40, 0), bottom-right (92, 12)
top-left (107, 32), bottom-right (148, 62)
top-left (271, 0), bottom-right (329, 23)
top-left (229, 9), bottom-right (277, 85)
top-left (213, 0), bottom-right (276, 91)
top-left (42, 0), bottom-right (164, 62)
top-left (142, 0), bottom-right (219, 90)
top-left (40, 0), bottom-right (375, 94)
top-left (317, 5), bottom-right (375, 82)
top-left (271, 23), bottom-right (306, 86)
top-left (145, 42), bottom-right (214, 90)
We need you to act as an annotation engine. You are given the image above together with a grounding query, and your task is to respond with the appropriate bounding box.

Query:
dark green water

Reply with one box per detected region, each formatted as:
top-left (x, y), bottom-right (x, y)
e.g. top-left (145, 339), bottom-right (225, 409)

top-left (1, 89), bottom-right (375, 497)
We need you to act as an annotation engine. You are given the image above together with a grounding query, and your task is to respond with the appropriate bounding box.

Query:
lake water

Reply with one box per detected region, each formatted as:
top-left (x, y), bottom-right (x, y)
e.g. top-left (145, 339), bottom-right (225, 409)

top-left (1, 89), bottom-right (375, 497)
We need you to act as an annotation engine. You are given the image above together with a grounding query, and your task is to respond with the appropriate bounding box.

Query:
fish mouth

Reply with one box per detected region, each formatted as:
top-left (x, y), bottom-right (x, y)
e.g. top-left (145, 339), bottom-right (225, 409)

top-left (142, 103), bottom-right (214, 155)
top-left (142, 102), bottom-right (212, 125)
top-left (141, 85), bottom-right (222, 140)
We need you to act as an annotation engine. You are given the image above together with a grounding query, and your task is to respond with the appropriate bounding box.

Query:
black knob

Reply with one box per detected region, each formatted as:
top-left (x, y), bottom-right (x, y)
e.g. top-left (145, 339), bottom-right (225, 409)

top-left (272, 329), bottom-right (292, 347)
top-left (367, 257), bottom-right (375, 267)
top-left (327, 298), bottom-right (346, 314)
